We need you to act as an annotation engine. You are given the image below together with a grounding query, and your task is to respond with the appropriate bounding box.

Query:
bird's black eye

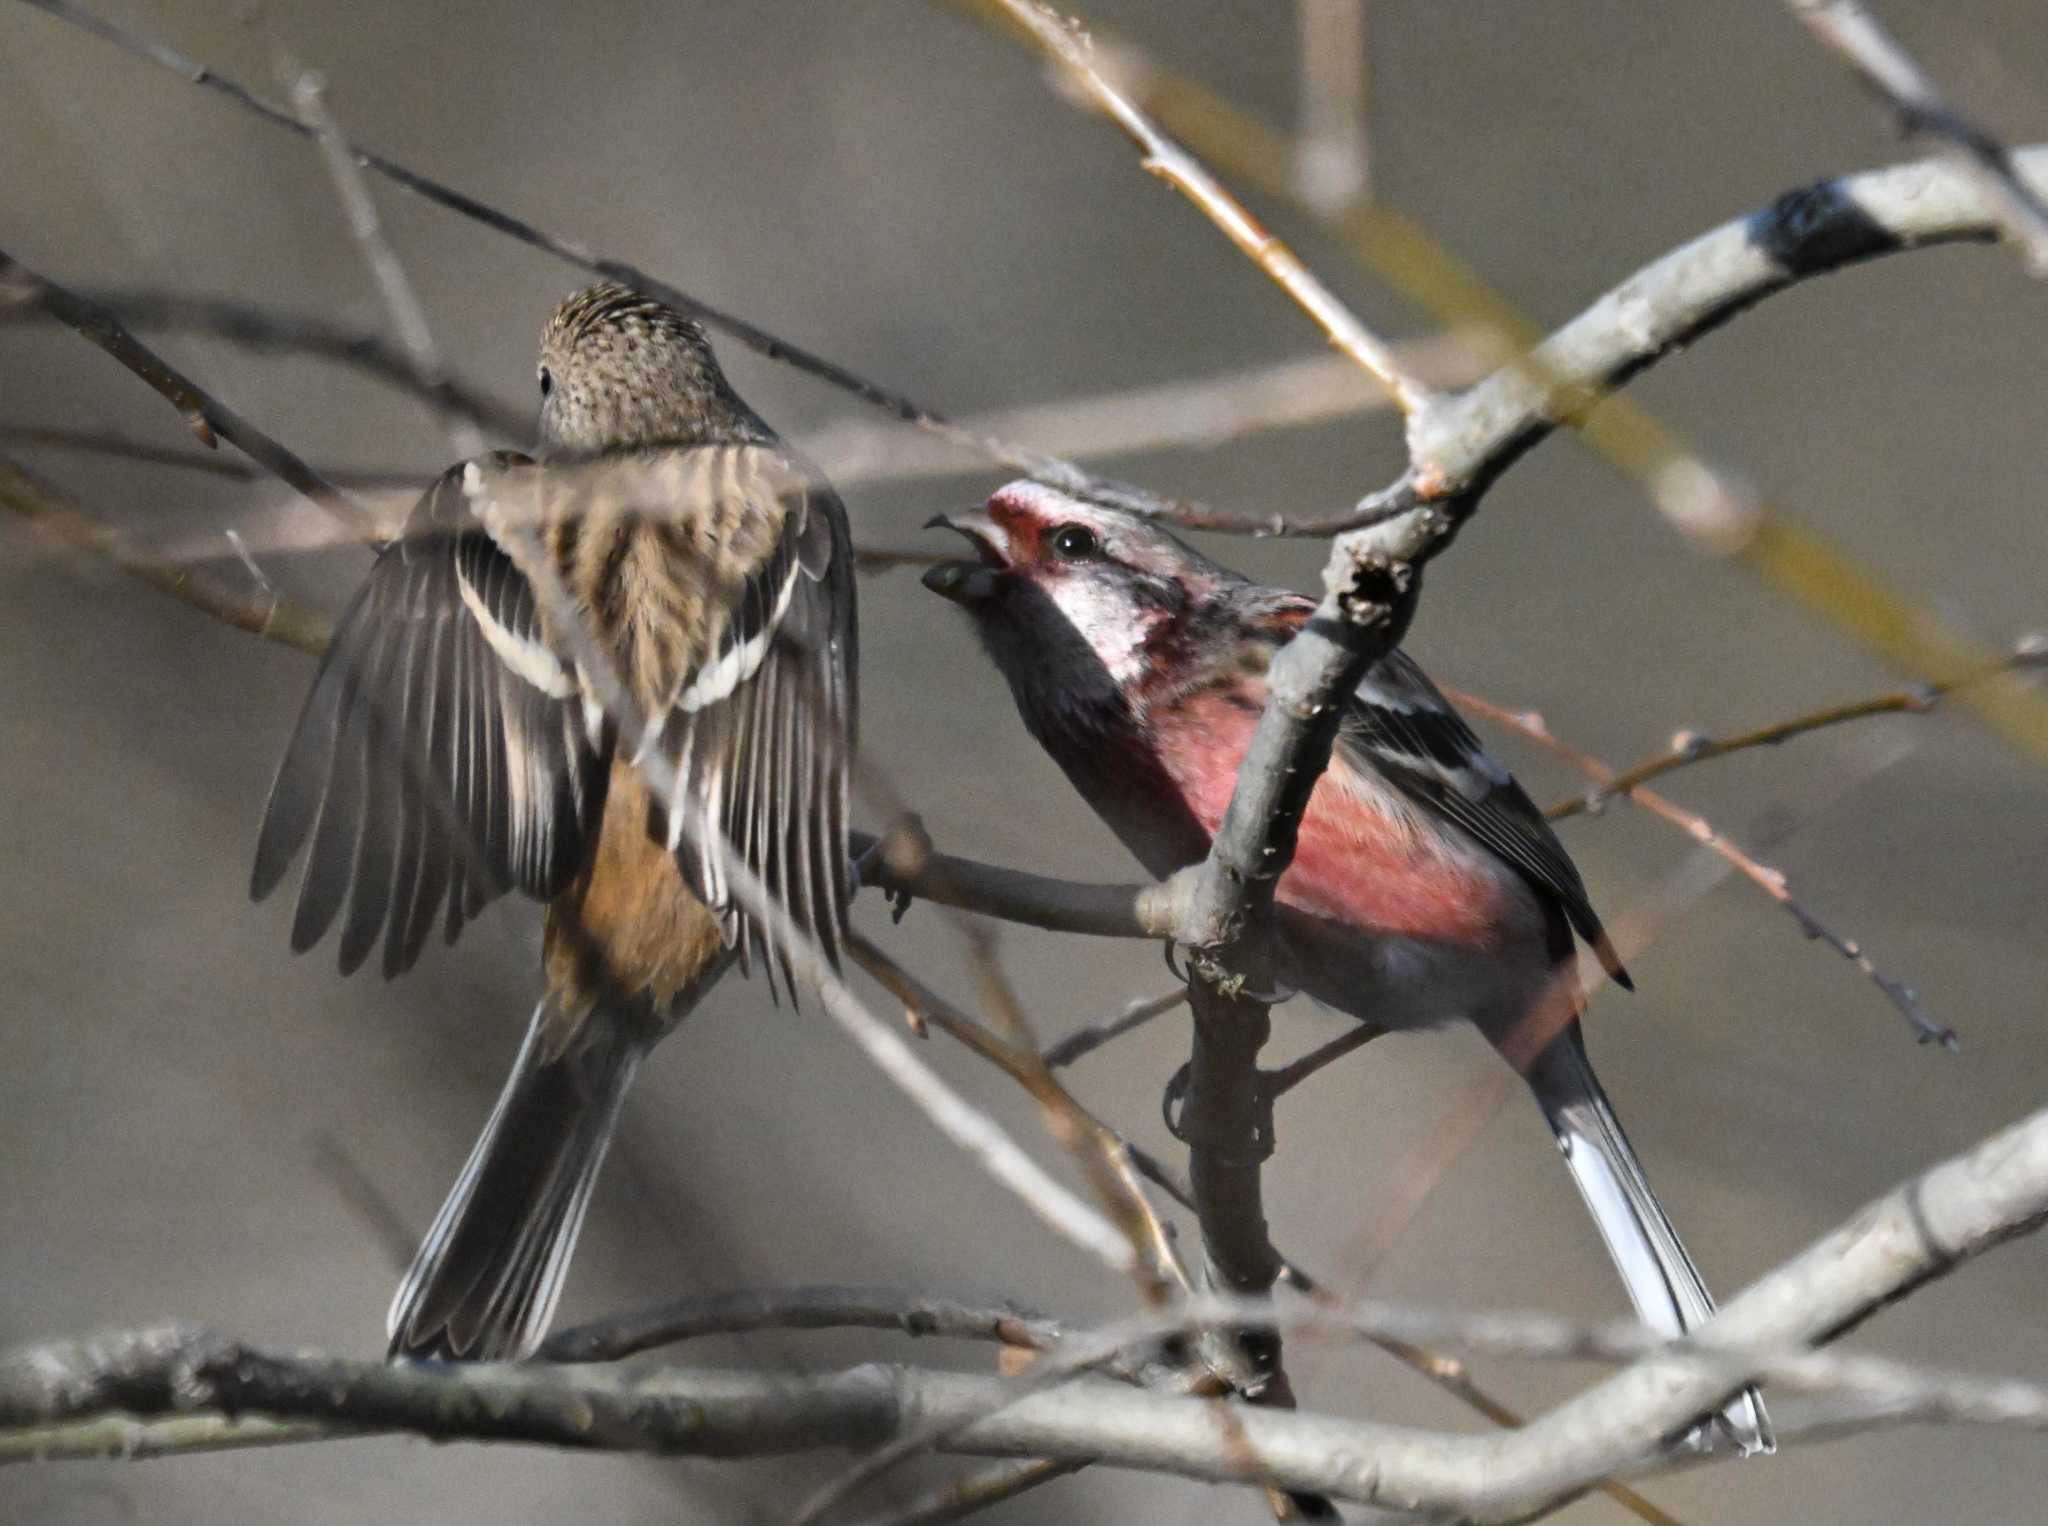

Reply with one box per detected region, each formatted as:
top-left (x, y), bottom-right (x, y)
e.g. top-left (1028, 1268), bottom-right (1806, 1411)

top-left (539, 367), bottom-right (554, 398)
top-left (1050, 524), bottom-right (1100, 562)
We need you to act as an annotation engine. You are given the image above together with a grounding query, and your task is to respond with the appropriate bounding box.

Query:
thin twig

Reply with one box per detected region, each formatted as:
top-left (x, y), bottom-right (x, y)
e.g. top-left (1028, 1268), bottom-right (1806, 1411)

top-left (1293, 0), bottom-right (1370, 214)
top-left (540, 1287), bottom-right (1061, 1365)
top-left (7, 306), bottom-right (1483, 499)
top-left (846, 934), bottom-right (1186, 1299)
top-left (13, 0), bottom-right (1260, 532)
top-left (990, 0), bottom-right (1432, 417)
top-left (0, 424), bottom-right (417, 489)
top-left (1041, 988), bottom-right (1188, 1069)
top-left (287, 67), bottom-right (487, 461)
top-left (2, 291), bottom-right (531, 438)
top-left (1553, 637), bottom-right (2048, 818)
top-left (848, 1458), bottom-right (1082, 1526)
top-left (0, 457), bottom-right (332, 656)
top-left (1263, 1022), bottom-right (1382, 1098)
top-left (800, 337), bottom-right (1485, 493)
top-left (811, 939), bottom-right (1196, 1523)
top-left (1451, 687), bottom-right (1957, 1049)
top-left (1787, 0), bottom-right (2048, 275)
top-left (0, 250), bottom-right (375, 537)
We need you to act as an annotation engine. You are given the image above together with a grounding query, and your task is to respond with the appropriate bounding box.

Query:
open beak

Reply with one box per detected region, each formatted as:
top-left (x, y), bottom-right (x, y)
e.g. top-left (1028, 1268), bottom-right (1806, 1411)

top-left (921, 510), bottom-right (1010, 605)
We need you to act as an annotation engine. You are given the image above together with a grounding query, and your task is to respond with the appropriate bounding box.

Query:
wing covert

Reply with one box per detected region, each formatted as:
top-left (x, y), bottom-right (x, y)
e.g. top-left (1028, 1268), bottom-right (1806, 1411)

top-left (251, 453), bottom-right (608, 977)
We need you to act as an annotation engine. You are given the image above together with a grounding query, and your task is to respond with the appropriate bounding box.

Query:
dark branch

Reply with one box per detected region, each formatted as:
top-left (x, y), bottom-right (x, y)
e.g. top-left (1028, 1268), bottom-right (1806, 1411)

top-left (541, 1286), bottom-right (1059, 1365)
top-left (0, 250), bottom-right (376, 537)
top-left (15, 0), bottom-right (1262, 534)
top-left (2, 290), bottom-right (530, 439)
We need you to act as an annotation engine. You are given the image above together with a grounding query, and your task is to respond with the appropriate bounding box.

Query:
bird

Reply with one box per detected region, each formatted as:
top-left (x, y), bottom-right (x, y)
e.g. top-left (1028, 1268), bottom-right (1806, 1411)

top-left (923, 479), bottom-right (1771, 1454)
top-left (251, 283), bottom-right (857, 1360)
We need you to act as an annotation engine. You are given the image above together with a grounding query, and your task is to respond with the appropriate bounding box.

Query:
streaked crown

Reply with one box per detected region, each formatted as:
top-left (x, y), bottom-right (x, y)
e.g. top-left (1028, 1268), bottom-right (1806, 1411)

top-left (537, 282), bottom-right (756, 454)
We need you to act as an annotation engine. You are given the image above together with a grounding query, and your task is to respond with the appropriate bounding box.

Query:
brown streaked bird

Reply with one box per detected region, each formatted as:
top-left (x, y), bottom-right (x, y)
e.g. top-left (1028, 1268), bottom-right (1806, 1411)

top-left (252, 284), bottom-right (857, 1360)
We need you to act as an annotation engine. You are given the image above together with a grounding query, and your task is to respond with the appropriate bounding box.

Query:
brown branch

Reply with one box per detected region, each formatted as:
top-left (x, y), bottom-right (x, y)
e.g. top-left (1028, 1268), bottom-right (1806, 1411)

top-left (1451, 687), bottom-right (1957, 1050)
top-left (0, 251), bottom-right (376, 538)
top-left (14, 0), bottom-right (1271, 534)
top-left (1041, 988), bottom-right (1188, 1069)
top-left (0, 426), bottom-right (432, 490)
top-left (2, 292), bottom-right (531, 439)
top-left (990, 0), bottom-right (1430, 416)
top-left (0, 457), bottom-right (331, 656)
top-left (851, 1458), bottom-right (1082, 1526)
top-left (946, 0), bottom-right (2048, 787)
top-left (846, 934), bottom-right (1185, 1301)
top-left (1553, 637), bottom-right (2048, 818)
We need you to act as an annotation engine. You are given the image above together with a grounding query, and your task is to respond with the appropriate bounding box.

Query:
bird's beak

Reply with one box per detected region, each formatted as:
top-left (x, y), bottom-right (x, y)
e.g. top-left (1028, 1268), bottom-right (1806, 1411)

top-left (921, 510), bottom-right (1010, 605)
top-left (924, 510), bottom-right (1011, 564)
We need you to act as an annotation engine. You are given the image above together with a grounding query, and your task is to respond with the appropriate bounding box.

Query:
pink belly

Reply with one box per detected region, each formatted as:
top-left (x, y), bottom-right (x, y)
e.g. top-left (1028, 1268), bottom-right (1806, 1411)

top-left (1156, 694), bottom-right (1509, 947)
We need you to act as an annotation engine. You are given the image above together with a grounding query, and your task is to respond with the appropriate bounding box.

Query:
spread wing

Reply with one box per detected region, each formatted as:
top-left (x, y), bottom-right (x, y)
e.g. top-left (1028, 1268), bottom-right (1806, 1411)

top-left (251, 452), bottom-right (609, 977)
top-left (1337, 646), bottom-right (1629, 985)
top-left (552, 443), bottom-right (855, 996)
top-left (670, 446), bottom-right (854, 997)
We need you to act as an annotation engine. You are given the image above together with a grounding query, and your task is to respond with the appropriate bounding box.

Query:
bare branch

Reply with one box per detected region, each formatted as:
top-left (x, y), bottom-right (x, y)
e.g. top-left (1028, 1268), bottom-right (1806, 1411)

top-left (0, 426), bottom-right (432, 490)
top-left (1554, 637), bottom-right (2048, 818)
top-left (1041, 988), bottom-right (1188, 1069)
top-left (13, 0), bottom-right (1270, 533)
top-left (853, 829), bottom-right (1173, 940)
top-left (1452, 687), bottom-right (1956, 1049)
top-left (850, 1458), bottom-right (1081, 1526)
top-left (287, 68), bottom-right (487, 460)
top-left (1293, 0), bottom-right (1370, 214)
top-left (1787, 0), bottom-right (2048, 274)
top-left (540, 1287), bottom-right (1060, 1365)
top-left (800, 338), bottom-right (1487, 496)
top-left (0, 250), bottom-right (376, 537)
top-left (0, 457), bottom-right (332, 657)
top-left (11, 1091), bottom-right (2048, 1512)
top-left (1381, 151), bottom-right (2029, 538)
top-left (1264, 1022), bottom-right (1382, 1098)
top-left (990, 0), bottom-right (1431, 417)
top-left (846, 934), bottom-right (1187, 1300)
top-left (2, 290), bottom-right (530, 437)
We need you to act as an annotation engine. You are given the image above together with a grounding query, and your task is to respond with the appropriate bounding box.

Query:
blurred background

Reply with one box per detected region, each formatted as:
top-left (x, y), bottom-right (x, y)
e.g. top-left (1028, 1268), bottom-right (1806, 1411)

top-left (5, 1), bottom-right (2048, 1521)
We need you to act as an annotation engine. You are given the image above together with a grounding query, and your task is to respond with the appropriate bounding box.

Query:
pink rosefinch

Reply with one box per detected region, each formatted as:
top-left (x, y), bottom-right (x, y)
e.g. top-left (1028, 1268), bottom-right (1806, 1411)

top-left (925, 480), bottom-right (1769, 1454)
top-left (254, 284), bottom-right (856, 1359)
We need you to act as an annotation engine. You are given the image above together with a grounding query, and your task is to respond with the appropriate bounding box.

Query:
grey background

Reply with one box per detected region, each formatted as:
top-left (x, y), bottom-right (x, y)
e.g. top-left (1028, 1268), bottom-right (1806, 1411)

top-left (4, 1), bottom-right (2048, 1521)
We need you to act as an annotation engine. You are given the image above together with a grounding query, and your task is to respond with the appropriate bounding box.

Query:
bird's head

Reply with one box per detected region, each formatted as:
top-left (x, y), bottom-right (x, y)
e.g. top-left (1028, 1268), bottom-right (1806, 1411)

top-left (923, 481), bottom-right (1245, 710)
top-left (537, 283), bottom-right (748, 454)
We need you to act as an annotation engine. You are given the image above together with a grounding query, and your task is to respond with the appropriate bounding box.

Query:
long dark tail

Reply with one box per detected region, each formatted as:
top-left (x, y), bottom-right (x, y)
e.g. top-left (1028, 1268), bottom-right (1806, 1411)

top-left (388, 999), bottom-right (646, 1361)
top-left (1526, 1024), bottom-right (1775, 1456)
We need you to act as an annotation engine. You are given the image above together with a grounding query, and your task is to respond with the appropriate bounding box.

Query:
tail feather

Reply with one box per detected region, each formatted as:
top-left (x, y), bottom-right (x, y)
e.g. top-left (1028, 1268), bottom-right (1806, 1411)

top-left (1526, 1025), bottom-right (1775, 1456)
top-left (388, 999), bottom-right (645, 1361)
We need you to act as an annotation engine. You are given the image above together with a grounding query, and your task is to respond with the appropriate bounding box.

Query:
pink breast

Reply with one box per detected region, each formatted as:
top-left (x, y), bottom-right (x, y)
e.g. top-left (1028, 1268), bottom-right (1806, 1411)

top-left (1152, 691), bottom-right (1510, 947)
